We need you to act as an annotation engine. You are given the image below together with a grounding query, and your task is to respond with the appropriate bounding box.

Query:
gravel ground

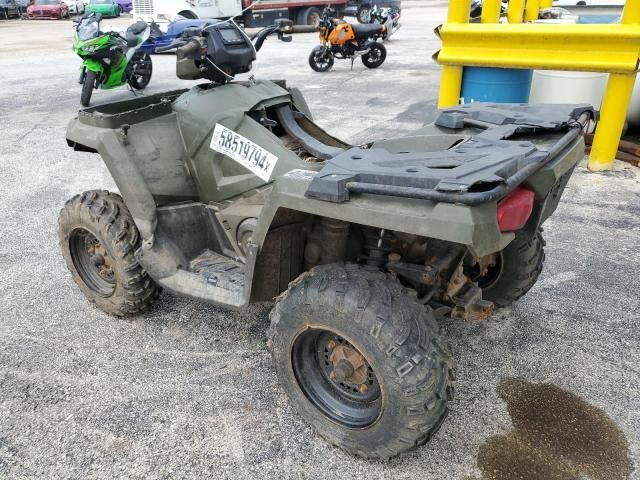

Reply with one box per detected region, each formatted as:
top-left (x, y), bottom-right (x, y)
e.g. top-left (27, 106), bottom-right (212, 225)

top-left (0, 3), bottom-right (639, 479)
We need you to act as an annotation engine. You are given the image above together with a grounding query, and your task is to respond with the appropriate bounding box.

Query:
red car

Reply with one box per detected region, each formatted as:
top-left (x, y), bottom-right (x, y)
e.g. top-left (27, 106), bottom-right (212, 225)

top-left (27, 0), bottom-right (69, 18)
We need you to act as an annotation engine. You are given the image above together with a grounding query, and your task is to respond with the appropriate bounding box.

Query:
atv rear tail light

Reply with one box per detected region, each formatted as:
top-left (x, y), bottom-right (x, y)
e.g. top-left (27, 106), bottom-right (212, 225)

top-left (496, 187), bottom-right (535, 232)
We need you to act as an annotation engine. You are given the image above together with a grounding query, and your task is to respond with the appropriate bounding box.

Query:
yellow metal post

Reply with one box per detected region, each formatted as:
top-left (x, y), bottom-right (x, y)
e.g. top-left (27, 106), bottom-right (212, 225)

top-left (589, 75), bottom-right (637, 170)
top-left (481, 0), bottom-right (502, 24)
top-left (540, 0), bottom-right (552, 7)
top-left (588, 0), bottom-right (640, 170)
top-left (524, 0), bottom-right (541, 22)
top-left (507, 0), bottom-right (525, 23)
top-left (438, 0), bottom-right (471, 108)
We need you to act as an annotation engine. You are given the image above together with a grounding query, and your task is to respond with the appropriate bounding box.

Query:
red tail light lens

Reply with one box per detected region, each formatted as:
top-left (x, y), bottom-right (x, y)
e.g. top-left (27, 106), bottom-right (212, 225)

top-left (497, 187), bottom-right (535, 232)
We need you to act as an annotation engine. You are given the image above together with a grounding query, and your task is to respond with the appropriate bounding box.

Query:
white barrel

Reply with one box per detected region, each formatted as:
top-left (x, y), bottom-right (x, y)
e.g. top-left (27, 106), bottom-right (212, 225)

top-left (529, 70), bottom-right (608, 132)
top-left (529, 70), bottom-right (608, 108)
top-left (626, 77), bottom-right (640, 126)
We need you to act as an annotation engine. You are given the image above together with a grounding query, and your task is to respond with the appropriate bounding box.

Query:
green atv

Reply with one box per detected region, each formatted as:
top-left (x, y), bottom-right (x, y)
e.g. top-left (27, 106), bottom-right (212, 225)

top-left (59, 19), bottom-right (592, 459)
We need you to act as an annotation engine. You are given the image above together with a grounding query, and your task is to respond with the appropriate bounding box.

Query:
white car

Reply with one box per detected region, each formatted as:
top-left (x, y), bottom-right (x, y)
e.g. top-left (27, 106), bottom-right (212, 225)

top-left (62, 0), bottom-right (84, 14)
top-left (553, 0), bottom-right (592, 5)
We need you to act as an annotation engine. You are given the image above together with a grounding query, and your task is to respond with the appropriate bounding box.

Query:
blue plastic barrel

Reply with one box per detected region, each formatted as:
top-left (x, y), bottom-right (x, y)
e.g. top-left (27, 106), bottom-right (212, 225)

top-left (461, 67), bottom-right (533, 104)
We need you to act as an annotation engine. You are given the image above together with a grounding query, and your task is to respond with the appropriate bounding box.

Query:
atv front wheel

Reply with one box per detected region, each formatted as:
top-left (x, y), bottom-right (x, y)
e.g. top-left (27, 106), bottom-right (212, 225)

top-left (268, 264), bottom-right (454, 459)
top-left (80, 70), bottom-right (97, 107)
top-left (480, 228), bottom-right (546, 307)
top-left (362, 43), bottom-right (386, 69)
top-left (308, 46), bottom-right (334, 72)
top-left (58, 190), bottom-right (161, 316)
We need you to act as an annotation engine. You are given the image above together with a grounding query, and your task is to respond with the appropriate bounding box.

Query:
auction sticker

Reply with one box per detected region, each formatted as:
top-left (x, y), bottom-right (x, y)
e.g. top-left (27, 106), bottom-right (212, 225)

top-left (210, 124), bottom-right (278, 182)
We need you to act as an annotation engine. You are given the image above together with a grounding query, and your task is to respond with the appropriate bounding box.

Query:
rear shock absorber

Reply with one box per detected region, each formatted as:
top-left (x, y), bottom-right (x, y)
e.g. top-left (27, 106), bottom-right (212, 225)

top-left (361, 228), bottom-right (393, 268)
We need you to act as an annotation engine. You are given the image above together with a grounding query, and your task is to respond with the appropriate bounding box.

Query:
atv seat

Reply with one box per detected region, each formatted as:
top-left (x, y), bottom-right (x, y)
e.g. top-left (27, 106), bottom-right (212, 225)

top-left (352, 24), bottom-right (384, 39)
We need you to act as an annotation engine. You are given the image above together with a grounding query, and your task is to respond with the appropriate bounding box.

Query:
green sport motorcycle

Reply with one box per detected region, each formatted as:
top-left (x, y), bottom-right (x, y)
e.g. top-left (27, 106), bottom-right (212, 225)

top-left (73, 13), bottom-right (153, 107)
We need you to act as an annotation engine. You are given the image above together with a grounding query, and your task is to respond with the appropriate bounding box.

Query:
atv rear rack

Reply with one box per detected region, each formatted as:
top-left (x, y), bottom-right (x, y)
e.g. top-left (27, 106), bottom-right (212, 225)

top-left (305, 103), bottom-right (594, 204)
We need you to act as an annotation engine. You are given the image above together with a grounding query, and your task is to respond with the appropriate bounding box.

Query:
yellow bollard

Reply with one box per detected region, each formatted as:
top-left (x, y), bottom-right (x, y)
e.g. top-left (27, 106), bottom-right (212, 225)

top-left (588, 74), bottom-right (638, 170)
top-left (540, 0), bottom-right (552, 8)
top-left (481, 0), bottom-right (502, 24)
top-left (524, 0), bottom-right (541, 22)
top-left (588, 0), bottom-right (640, 170)
top-left (507, 0), bottom-right (526, 23)
top-left (438, 0), bottom-right (471, 108)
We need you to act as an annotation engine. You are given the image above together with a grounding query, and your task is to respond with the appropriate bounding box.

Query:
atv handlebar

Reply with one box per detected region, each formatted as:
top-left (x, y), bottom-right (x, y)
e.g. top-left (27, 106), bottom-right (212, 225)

top-left (155, 39), bottom-right (187, 53)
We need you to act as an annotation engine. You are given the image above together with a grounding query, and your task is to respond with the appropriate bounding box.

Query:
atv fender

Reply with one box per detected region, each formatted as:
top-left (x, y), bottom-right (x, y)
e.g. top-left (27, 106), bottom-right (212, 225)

top-left (251, 169), bottom-right (514, 258)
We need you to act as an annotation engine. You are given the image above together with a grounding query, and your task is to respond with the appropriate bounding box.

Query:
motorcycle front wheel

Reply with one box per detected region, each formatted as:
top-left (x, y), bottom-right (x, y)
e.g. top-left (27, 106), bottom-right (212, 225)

top-left (308, 46), bottom-right (334, 73)
top-left (362, 43), bottom-right (386, 69)
top-left (128, 53), bottom-right (152, 90)
top-left (80, 70), bottom-right (97, 107)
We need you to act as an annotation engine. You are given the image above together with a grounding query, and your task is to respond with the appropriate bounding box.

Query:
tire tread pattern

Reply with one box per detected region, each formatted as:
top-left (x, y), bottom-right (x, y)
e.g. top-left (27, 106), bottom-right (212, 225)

top-left (268, 263), bottom-right (454, 460)
top-left (58, 190), bottom-right (161, 316)
top-left (484, 229), bottom-right (546, 307)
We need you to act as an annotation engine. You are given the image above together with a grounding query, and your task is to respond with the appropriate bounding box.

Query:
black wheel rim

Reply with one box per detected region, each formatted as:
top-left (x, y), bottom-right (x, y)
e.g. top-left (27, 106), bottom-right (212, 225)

top-left (132, 55), bottom-right (151, 87)
top-left (313, 52), bottom-right (331, 70)
top-left (366, 47), bottom-right (381, 64)
top-left (69, 228), bottom-right (116, 296)
top-left (474, 252), bottom-right (503, 289)
top-left (291, 329), bottom-right (382, 428)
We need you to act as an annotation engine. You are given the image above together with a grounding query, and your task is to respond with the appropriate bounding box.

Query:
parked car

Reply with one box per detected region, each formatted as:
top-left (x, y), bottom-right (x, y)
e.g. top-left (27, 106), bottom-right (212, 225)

top-left (15, 0), bottom-right (29, 13)
top-left (62, 0), bottom-right (84, 14)
top-left (26, 0), bottom-right (69, 18)
top-left (0, 0), bottom-right (21, 18)
top-left (85, 0), bottom-right (119, 17)
top-left (115, 0), bottom-right (131, 13)
top-left (344, 0), bottom-right (400, 23)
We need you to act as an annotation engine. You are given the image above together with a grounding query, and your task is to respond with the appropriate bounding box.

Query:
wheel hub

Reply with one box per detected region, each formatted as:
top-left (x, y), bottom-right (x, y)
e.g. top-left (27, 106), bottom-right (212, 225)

top-left (69, 229), bottom-right (116, 296)
top-left (328, 343), bottom-right (369, 387)
top-left (291, 329), bottom-right (382, 427)
top-left (88, 241), bottom-right (114, 280)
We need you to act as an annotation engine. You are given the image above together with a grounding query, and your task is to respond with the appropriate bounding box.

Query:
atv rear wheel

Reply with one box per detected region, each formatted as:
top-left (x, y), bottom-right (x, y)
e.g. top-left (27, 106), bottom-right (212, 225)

top-left (308, 46), bottom-right (334, 72)
top-left (480, 229), bottom-right (546, 307)
top-left (80, 70), bottom-right (96, 107)
top-left (58, 190), bottom-right (161, 316)
top-left (362, 43), bottom-right (386, 69)
top-left (268, 263), bottom-right (454, 459)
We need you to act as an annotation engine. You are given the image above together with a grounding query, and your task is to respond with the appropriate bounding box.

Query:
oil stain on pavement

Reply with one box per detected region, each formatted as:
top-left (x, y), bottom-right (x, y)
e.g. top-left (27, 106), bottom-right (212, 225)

top-left (473, 378), bottom-right (633, 480)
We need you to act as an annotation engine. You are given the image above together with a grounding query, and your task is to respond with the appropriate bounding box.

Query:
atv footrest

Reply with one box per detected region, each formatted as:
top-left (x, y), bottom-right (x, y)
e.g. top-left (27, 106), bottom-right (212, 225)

top-left (189, 250), bottom-right (245, 291)
top-left (151, 249), bottom-right (249, 309)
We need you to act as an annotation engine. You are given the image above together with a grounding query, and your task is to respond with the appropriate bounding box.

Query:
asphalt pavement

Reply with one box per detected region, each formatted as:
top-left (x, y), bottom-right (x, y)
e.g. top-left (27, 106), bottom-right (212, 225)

top-left (0, 3), bottom-right (639, 479)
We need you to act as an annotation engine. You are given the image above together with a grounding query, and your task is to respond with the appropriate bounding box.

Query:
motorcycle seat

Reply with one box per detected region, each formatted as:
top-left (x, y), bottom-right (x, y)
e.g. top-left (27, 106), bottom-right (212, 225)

top-left (351, 24), bottom-right (384, 39)
top-left (125, 32), bottom-right (139, 48)
top-left (127, 21), bottom-right (147, 35)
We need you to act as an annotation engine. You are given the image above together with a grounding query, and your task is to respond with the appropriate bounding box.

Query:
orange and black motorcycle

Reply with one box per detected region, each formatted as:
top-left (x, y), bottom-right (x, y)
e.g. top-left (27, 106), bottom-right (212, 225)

top-left (308, 8), bottom-right (387, 72)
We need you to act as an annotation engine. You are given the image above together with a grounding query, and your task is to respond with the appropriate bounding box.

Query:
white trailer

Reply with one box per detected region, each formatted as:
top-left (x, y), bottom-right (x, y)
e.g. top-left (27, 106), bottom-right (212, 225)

top-left (131, 0), bottom-right (242, 22)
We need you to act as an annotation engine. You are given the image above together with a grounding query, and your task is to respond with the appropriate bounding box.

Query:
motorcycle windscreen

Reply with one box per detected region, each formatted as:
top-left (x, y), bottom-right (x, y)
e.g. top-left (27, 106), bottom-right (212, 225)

top-left (78, 18), bottom-right (100, 40)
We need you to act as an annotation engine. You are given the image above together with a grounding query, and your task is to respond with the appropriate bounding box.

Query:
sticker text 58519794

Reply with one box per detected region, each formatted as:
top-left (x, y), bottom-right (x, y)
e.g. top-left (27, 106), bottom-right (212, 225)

top-left (210, 124), bottom-right (279, 182)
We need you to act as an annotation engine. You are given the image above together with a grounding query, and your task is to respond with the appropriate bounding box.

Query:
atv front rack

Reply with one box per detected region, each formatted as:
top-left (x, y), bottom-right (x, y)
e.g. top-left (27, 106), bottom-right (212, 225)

top-left (305, 103), bottom-right (594, 204)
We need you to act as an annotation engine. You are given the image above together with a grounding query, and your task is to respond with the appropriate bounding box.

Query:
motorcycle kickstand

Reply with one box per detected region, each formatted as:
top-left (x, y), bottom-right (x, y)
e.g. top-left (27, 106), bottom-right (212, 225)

top-left (350, 56), bottom-right (355, 71)
top-left (127, 83), bottom-right (138, 97)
